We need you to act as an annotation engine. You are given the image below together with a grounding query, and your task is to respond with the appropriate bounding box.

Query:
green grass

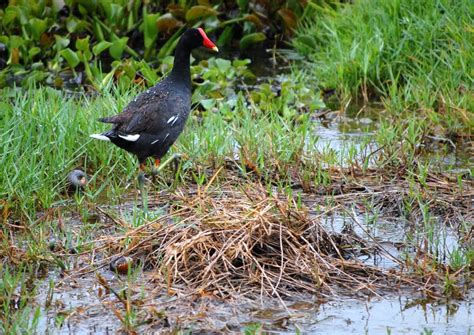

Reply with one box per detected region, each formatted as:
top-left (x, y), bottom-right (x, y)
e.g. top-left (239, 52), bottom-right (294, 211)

top-left (295, 0), bottom-right (473, 132)
top-left (0, 83), bottom-right (424, 219)
top-left (1, 77), bottom-right (469, 219)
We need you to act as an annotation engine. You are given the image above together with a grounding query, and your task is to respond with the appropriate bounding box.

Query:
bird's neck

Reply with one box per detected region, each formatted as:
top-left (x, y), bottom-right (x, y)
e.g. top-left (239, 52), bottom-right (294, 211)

top-left (169, 41), bottom-right (192, 88)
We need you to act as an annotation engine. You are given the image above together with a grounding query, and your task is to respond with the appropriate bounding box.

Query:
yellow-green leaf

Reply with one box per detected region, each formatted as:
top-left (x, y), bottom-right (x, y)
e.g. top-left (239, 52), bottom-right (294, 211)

top-left (239, 32), bottom-right (266, 49)
top-left (92, 41), bottom-right (112, 55)
top-left (156, 13), bottom-right (182, 34)
top-left (185, 5), bottom-right (217, 22)
top-left (29, 18), bottom-right (48, 40)
top-left (109, 37), bottom-right (129, 60)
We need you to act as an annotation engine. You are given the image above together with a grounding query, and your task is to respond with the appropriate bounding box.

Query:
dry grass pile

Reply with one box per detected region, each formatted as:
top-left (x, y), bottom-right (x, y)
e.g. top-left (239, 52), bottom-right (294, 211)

top-left (81, 167), bottom-right (473, 302)
top-left (100, 182), bottom-right (415, 299)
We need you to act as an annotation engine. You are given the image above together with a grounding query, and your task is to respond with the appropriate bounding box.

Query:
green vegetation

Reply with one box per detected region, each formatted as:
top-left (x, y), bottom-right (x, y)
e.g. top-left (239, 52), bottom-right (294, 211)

top-left (0, 59), bottom-right (325, 218)
top-left (295, 0), bottom-right (473, 133)
top-left (0, 0), bottom-right (304, 88)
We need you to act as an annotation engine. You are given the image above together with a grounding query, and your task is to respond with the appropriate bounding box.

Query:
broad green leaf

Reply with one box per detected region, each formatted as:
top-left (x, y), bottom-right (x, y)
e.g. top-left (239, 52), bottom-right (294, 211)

top-left (66, 17), bottom-right (78, 33)
top-left (60, 48), bottom-right (80, 68)
top-left (76, 0), bottom-right (98, 13)
top-left (28, 47), bottom-right (41, 58)
top-left (110, 3), bottom-right (123, 22)
top-left (215, 58), bottom-right (231, 73)
top-left (137, 61), bottom-right (159, 84)
top-left (100, 1), bottom-right (123, 22)
top-left (200, 99), bottom-right (215, 110)
top-left (109, 37), bottom-right (129, 60)
top-left (23, 70), bottom-right (47, 86)
top-left (92, 41), bottom-right (112, 55)
top-left (217, 26), bottom-right (233, 46)
top-left (92, 20), bottom-right (105, 41)
top-left (29, 18), bottom-right (48, 40)
top-left (54, 35), bottom-right (70, 50)
top-left (122, 59), bottom-right (138, 79)
top-left (185, 5), bottom-right (217, 22)
top-left (239, 32), bottom-right (266, 49)
top-left (75, 36), bottom-right (90, 52)
top-left (143, 13), bottom-right (160, 49)
top-left (3, 7), bottom-right (20, 26)
top-left (31, 61), bottom-right (44, 70)
top-left (237, 0), bottom-right (249, 12)
top-left (66, 17), bottom-right (87, 33)
top-left (51, 0), bottom-right (66, 13)
top-left (8, 35), bottom-right (24, 49)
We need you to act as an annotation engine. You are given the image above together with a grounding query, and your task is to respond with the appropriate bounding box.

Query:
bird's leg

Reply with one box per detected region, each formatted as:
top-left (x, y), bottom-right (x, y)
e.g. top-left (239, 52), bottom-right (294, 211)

top-left (138, 162), bottom-right (148, 212)
top-left (151, 159), bottom-right (160, 176)
top-left (154, 153), bottom-right (182, 174)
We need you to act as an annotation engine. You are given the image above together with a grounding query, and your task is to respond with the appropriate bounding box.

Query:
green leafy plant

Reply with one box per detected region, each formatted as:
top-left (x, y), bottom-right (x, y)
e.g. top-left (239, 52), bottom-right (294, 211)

top-left (0, 0), bottom-right (306, 89)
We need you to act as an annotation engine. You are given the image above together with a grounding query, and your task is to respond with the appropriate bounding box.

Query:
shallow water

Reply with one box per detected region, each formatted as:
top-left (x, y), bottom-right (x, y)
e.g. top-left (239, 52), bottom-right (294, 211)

top-left (307, 294), bottom-right (473, 334)
top-left (35, 274), bottom-right (473, 334)
top-left (312, 102), bottom-right (473, 172)
top-left (31, 206), bottom-right (472, 334)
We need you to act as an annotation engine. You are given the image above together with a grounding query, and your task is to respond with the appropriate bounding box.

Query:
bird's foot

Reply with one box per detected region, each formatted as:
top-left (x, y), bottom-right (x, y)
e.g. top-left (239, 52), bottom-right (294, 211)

top-left (151, 154), bottom-right (183, 176)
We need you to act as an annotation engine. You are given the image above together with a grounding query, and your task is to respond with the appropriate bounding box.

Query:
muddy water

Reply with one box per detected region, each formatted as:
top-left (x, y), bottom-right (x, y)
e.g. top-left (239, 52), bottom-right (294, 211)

top-left (307, 294), bottom-right (473, 334)
top-left (33, 208), bottom-right (473, 334)
top-left (35, 273), bottom-right (473, 334)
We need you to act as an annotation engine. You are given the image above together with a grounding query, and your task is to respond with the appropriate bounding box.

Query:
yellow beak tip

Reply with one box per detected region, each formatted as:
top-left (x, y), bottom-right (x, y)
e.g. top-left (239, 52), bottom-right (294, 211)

top-left (212, 46), bottom-right (219, 52)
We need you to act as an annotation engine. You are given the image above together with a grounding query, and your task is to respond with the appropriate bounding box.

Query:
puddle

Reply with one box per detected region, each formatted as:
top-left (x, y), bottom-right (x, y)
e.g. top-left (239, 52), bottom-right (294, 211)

top-left (312, 208), bottom-right (465, 271)
top-left (307, 294), bottom-right (473, 334)
top-left (34, 271), bottom-right (473, 334)
top-left (35, 272), bottom-right (119, 334)
top-left (30, 201), bottom-right (472, 334)
top-left (311, 106), bottom-right (473, 172)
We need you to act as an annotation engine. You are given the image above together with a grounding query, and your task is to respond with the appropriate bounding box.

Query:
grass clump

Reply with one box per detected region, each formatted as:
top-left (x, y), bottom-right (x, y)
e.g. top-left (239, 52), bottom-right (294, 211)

top-left (294, 0), bottom-right (473, 132)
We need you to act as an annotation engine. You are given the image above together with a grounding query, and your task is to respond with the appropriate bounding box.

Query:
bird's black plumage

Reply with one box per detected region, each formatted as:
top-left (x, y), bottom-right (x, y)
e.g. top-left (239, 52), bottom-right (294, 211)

top-left (91, 28), bottom-right (217, 165)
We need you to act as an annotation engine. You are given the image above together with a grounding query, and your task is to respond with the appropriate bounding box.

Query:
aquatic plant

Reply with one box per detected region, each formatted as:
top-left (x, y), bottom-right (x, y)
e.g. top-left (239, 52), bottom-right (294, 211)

top-left (0, 0), bottom-right (305, 88)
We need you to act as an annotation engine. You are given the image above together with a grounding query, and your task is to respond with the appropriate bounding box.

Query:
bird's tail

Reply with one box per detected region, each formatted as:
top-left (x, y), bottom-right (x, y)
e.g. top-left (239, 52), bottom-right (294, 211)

top-left (90, 133), bottom-right (111, 141)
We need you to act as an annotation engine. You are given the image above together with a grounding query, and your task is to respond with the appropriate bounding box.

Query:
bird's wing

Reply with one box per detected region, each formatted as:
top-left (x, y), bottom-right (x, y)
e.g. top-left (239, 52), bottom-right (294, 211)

top-left (99, 83), bottom-right (185, 135)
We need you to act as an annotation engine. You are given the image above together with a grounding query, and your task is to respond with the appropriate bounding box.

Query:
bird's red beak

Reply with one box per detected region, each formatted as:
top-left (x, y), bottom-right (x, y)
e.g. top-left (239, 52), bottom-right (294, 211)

top-left (198, 28), bottom-right (219, 52)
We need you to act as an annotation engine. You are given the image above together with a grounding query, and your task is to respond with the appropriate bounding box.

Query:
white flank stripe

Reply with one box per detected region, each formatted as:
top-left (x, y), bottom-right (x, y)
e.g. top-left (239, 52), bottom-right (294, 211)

top-left (151, 139), bottom-right (160, 144)
top-left (118, 134), bottom-right (140, 142)
top-left (167, 115), bottom-right (178, 124)
top-left (90, 134), bottom-right (111, 141)
top-left (164, 133), bottom-right (169, 141)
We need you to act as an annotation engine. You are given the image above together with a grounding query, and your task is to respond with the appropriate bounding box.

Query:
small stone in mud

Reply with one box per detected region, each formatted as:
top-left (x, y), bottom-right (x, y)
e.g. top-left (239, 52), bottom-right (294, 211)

top-left (359, 117), bottom-right (373, 124)
top-left (110, 256), bottom-right (133, 274)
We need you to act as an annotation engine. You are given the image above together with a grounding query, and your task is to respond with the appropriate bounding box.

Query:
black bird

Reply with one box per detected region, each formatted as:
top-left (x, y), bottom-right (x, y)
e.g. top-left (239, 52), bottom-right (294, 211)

top-left (91, 28), bottom-right (218, 206)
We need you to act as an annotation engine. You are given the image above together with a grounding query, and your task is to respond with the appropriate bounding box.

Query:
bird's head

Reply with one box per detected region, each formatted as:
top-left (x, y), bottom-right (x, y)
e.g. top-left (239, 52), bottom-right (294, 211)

top-left (182, 28), bottom-right (219, 52)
